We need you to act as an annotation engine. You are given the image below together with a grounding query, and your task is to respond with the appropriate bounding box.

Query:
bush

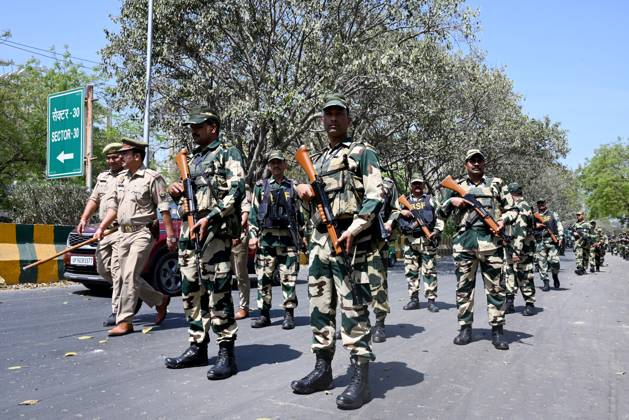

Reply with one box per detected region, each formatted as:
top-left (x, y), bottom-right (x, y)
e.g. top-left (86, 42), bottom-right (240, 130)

top-left (8, 180), bottom-right (90, 225)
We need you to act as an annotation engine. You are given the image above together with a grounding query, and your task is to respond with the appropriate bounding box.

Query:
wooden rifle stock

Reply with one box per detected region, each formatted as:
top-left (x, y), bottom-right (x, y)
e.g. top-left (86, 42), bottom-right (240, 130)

top-left (440, 175), bottom-right (501, 235)
top-left (175, 149), bottom-right (197, 240)
top-left (534, 213), bottom-right (559, 244)
top-left (398, 195), bottom-right (432, 239)
top-left (22, 228), bottom-right (116, 271)
top-left (295, 145), bottom-right (343, 255)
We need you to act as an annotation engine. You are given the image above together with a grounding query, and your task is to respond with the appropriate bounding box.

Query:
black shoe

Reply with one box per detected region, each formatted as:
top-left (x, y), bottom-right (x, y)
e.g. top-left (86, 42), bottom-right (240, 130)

top-left (372, 320), bottom-right (386, 343)
top-left (505, 296), bottom-right (515, 314)
top-left (590, 267), bottom-right (595, 273)
top-left (207, 341), bottom-right (237, 380)
top-left (103, 313), bottom-right (116, 327)
top-left (491, 325), bottom-right (509, 350)
top-left (403, 292), bottom-right (420, 310)
top-left (165, 342), bottom-right (209, 369)
top-left (282, 309), bottom-right (295, 330)
top-left (596, 265), bottom-right (600, 272)
top-left (542, 280), bottom-right (550, 291)
top-left (335, 329), bottom-right (342, 340)
top-left (522, 303), bottom-right (536, 317)
top-left (552, 273), bottom-right (560, 289)
top-left (336, 361), bottom-right (372, 410)
top-left (453, 325), bottom-right (472, 345)
top-left (427, 299), bottom-right (439, 313)
top-left (291, 353), bottom-right (333, 394)
top-left (251, 314), bottom-right (271, 328)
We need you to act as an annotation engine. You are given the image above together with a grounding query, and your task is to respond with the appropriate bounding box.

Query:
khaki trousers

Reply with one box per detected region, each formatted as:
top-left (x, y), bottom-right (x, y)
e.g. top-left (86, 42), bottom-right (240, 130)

top-left (231, 241), bottom-right (250, 310)
top-left (96, 230), bottom-right (121, 314)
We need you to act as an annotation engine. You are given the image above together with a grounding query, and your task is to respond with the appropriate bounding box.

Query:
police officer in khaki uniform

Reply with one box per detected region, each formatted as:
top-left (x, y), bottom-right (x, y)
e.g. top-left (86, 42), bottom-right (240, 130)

top-left (77, 142), bottom-right (124, 326)
top-left (233, 186), bottom-right (252, 320)
top-left (95, 138), bottom-right (176, 336)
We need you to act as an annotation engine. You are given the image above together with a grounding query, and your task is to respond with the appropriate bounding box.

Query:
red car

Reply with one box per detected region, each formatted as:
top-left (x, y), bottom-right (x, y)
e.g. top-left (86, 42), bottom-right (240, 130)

top-left (63, 219), bottom-right (182, 296)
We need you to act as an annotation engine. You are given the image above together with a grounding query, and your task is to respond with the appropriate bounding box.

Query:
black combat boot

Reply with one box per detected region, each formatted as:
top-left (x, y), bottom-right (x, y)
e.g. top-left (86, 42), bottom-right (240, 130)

top-left (552, 273), bottom-right (560, 289)
top-left (522, 302), bottom-right (536, 316)
top-left (403, 292), bottom-right (420, 310)
top-left (575, 268), bottom-right (584, 275)
top-left (291, 352), bottom-right (333, 394)
top-left (372, 319), bottom-right (386, 343)
top-left (207, 341), bottom-right (237, 380)
top-left (103, 313), bottom-right (116, 327)
top-left (542, 280), bottom-right (550, 291)
top-left (505, 296), bottom-right (515, 314)
top-left (165, 340), bottom-right (209, 369)
top-left (427, 298), bottom-right (439, 313)
top-left (491, 325), bottom-right (509, 350)
top-left (251, 310), bottom-right (271, 328)
top-left (453, 325), bottom-right (472, 345)
top-left (282, 308), bottom-right (295, 330)
top-left (596, 264), bottom-right (600, 272)
top-left (336, 360), bottom-right (372, 410)
top-left (589, 266), bottom-right (595, 273)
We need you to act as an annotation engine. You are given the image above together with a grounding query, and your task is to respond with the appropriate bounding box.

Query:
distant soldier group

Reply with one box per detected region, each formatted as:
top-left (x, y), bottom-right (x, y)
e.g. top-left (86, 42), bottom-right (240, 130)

top-left (77, 92), bottom-right (620, 411)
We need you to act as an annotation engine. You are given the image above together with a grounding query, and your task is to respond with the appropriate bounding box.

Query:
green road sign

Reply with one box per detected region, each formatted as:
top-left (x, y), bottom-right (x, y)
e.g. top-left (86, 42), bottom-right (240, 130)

top-left (47, 87), bottom-right (85, 178)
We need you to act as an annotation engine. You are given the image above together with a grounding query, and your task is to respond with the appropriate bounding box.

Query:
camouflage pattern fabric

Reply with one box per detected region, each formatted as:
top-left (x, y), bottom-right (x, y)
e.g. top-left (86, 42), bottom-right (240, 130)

top-left (403, 242), bottom-right (438, 299)
top-left (504, 198), bottom-right (536, 303)
top-left (534, 209), bottom-right (563, 280)
top-left (572, 221), bottom-right (593, 271)
top-left (255, 242), bottom-right (299, 312)
top-left (589, 229), bottom-right (607, 269)
top-left (370, 243), bottom-right (390, 322)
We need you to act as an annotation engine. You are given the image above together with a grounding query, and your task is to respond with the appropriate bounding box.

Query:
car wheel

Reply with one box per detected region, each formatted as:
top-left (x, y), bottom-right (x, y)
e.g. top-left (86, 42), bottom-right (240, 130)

top-left (152, 252), bottom-right (182, 296)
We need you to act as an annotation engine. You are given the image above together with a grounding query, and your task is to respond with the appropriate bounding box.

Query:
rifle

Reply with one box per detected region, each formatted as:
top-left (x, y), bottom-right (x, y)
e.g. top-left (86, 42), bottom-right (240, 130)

top-left (23, 228), bottom-right (116, 271)
top-left (295, 145), bottom-right (363, 303)
top-left (278, 184), bottom-right (303, 252)
top-left (440, 175), bottom-right (502, 236)
top-left (533, 213), bottom-right (559, 245)
top-left (175, 148), bottom-right (203, 281)
top-left (398, 195), bottom-right (433, 242)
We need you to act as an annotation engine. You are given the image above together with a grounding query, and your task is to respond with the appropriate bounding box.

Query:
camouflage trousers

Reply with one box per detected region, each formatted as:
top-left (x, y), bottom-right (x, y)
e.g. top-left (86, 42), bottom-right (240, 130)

top-left (179, 223), bottom-right (237, 345)
top-left (368, 244), bottom-right (390, 323)
top-left (589, 247), bottom-right (602, 270)
top-left (535, 241), bottom-right (560, 282)
top-left (574, 244), bottom-right (590, 271)
top-left (505, 254), bottom-right (536, 304)
top-left (307, 239), bottom-right (375, 364)
top-left (96, 231), bottom-right (121, 314)
top-left (403, 241), bottom-right (438, 300)
top-left (255, 245), bottom-right (299, 313)
top-left (453, 247), bottom-right (506, 327)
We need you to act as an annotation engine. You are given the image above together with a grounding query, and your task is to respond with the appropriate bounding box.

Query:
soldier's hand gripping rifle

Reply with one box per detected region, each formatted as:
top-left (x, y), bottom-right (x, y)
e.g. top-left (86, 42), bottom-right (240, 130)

top-left (22, 228), bottom-right (117, 271)
top-left (296, 145), bottom-right (363, 303)
top-left (440, 175), bottom-right (503, 237)
top-left (533, 213), bottom-right (559, 245)
top-left (175, 149), bottom-right (203, 281)
top-left (398, 195), bottom-right (435, 246)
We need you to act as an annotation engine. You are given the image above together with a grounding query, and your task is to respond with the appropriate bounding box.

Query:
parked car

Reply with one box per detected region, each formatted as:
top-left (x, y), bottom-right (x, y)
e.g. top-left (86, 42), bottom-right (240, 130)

top-left (63, 216), bottom-right (182, 296)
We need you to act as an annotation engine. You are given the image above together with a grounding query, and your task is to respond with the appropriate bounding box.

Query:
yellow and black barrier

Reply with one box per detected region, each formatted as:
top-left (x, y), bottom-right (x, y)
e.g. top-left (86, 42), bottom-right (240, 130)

top-left (0, 223), bottom-right (73, 285)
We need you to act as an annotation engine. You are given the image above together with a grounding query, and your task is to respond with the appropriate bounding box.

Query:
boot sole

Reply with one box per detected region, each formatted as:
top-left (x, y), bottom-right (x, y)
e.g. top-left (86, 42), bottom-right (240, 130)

top-left (336, 392), bottom-right (373, 410)
top-left (207, 368), bottom-right (238, 380)
top-left (291, 382), bottom-right (333, 395)
top-left (165, 359), bottom-right (209, 369)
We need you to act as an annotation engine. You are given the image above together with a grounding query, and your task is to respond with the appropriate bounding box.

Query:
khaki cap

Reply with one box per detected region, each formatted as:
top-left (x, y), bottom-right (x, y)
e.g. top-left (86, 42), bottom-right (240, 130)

top-left (266, 150), bottom-right (286, 162)
top-left (118, 137), bottom-right (148, 152)
top-left (465, 149), bottom-right (485, 162)
top-left (103, 142), bottom-right (123, 155)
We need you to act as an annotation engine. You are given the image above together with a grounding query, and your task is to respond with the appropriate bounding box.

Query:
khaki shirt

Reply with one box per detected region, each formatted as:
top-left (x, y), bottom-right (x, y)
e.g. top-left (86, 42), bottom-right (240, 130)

top-left (106, 165), bottom-right (172, 226)
top-left (89, 169), bottom-right (125, 221)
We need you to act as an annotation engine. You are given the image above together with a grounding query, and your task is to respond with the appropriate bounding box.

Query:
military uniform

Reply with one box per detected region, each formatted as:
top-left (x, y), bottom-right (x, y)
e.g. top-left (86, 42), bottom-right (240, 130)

top-left (572, 216), bottom-right (592, 275)
top-left (248, 153), bottom-right (303, 329)
top-left (534, 204), bottom-right (564, 290)
top-left (589, 226), bottom-right (606, 272)
top-left (437, 149), bottom-right (517, 350)
top-left (504, 183), bottom-right (536, 315)
top-left (399, 177), bottom-right (444, 312)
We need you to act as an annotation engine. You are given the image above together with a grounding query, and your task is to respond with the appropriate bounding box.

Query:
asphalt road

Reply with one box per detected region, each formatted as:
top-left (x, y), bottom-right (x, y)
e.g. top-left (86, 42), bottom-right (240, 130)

top-left (1, 251), bottom-right (628, 420)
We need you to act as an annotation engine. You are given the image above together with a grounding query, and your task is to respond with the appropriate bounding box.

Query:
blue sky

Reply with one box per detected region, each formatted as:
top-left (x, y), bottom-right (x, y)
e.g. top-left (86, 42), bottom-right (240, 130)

top-left (2, 1), bottom-right (627, 169)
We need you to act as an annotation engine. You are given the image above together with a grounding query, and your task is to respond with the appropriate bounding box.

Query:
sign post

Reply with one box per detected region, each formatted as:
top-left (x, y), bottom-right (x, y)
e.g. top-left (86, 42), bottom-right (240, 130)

top-left (47, 87), bottom-right (85, 179)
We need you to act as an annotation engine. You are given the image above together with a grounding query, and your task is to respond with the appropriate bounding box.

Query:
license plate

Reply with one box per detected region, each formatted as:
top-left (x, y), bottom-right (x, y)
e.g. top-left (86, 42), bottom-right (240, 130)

top-left (70, 256), bottom-right (94, 266)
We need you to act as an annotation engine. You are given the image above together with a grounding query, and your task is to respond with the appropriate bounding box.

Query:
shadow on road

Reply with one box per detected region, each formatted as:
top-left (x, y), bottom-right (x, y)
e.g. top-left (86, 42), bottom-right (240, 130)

top-left (332, 361), bottom-right (424, 399)
top-left (472, 327), bottom-right (533, 345)
top-left (386, 323), bottom-right (425, 339)
top-left (209, 343), bottom-right (302, 372)
top-left (72, 288), bottom-right (112, 298)
top-left (134, 312), bottom-right (188, 330)
top-left (513, 305), bottom-right (545, 315)
top-left (434, 301), bottom-right (457, 311)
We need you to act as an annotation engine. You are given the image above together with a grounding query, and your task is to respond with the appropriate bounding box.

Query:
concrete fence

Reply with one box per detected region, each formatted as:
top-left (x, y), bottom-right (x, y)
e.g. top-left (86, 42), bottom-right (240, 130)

top-left (0, 223), bottom-right (73, 285)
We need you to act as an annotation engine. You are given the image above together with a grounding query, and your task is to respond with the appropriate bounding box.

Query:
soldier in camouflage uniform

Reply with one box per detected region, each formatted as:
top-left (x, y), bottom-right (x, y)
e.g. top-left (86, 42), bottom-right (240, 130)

top-left (248, 150), bottom-right (303, 330)
top-left (164, 107), bottom-right (245, 381)
top-left (77, 142), bottom-right (124, 327)
top-left (369, 176), bottom-right (400, 343)
top-left (572, 211), bottom-right (592, 275)
top-left (503, 183), bottom-right (536, 316)
top-left (534, 199), bottom-right (564, 291)
top-left (437, 149), bottom-right (517, 350)
top-left (399, 176), bottom-right (444, 313)
top-left (589, 222), bottom-right (605, 272)
top-left (291, 93), bottom-right (384, 410)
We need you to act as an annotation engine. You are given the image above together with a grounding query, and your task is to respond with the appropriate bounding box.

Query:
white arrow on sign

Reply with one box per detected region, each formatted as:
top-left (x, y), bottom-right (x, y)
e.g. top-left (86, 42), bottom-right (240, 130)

top-left (56, 151), bottom-right (75, 163)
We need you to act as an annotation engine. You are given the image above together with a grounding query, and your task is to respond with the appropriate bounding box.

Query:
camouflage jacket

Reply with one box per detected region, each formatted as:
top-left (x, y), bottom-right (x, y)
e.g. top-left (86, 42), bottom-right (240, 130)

top-left (572, 221), bottom-right (593, 247)
top-left (438, 175), bottom-right (518, 252)
top-left (534, 209), bottom-right (564, 244)
top-left (399, 193), bottom-right (445, 246)
top-left (507, 198), bottom-right (535, 257)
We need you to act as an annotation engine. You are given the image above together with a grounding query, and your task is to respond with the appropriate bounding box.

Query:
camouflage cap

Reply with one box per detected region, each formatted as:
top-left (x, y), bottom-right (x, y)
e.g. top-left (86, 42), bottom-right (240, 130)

top-left (536, 198), bottom-right (546, 203)
top-left (266, 149), bottom-right (286, 162)
top-left (102, 142), bottom-right (123, 155)
top-left (410, 174), bottom-right (424, 185)
top-left (465, 149), bottom-right (485, 161)
top-left (508, 182), bottom-right (523, 194)
top-left (118, 137), bottom-right (148, 152)
top-left (322, 93), bottom-right (348, 111)
top-left (576, 210), bottom-right (584, 215)
top-left (590, 220), bottom-right (597, 225)
top-left (182, 106), bottom-right (220, 126)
